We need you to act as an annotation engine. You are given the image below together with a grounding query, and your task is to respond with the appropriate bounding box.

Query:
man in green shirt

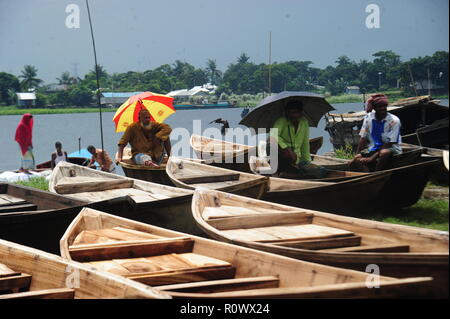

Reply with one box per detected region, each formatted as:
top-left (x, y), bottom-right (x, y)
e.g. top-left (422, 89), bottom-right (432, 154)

top-left (269, 100), bottom-right (325, 178)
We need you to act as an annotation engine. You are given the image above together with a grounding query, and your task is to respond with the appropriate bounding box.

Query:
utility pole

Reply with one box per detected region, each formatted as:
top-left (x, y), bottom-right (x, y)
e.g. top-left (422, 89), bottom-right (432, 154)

top-left (427, 68), bottom-right (431, 96)
top-left (268, 31), bottom-right (272, 95)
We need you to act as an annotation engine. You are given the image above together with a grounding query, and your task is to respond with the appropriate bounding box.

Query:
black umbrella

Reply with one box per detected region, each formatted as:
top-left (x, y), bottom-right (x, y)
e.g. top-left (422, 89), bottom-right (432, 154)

top-left (239, 91), bottom-right (335, 132)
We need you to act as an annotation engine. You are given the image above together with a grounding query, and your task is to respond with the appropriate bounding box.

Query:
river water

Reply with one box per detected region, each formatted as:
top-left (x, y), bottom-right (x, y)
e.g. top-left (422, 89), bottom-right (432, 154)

top-left (1, 100), bottom-right (448, 173)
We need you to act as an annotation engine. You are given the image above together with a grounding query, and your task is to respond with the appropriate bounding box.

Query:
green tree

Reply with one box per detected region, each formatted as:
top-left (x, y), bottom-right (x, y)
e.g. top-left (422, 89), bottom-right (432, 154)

top-left (0, 72), bottom-right (20, 105)
top-left (19, 65), bottom-right (43, 90)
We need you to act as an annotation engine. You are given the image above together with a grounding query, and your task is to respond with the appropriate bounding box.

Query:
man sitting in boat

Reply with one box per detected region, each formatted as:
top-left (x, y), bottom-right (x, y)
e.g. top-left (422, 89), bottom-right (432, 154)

top-left (116, 109), bottom-right (172, 167)
top-left (87, 145), bottom-right (115, 172)
top-left (269, 100), bottom-right (325, 178)
top-left (51, 141), bottom-right (68, 169)
top-left (350, 94), bottom-right (402, 171)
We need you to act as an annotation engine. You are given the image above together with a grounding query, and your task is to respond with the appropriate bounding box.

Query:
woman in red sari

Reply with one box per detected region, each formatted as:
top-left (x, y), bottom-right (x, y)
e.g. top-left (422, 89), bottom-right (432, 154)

top-left (14, 113), bottom-right (35, 172)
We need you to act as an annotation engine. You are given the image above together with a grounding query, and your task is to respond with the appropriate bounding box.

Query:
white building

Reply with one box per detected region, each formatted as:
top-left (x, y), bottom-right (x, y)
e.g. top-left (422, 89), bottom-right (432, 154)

top-left (16, 92), bottom-right (36, 107)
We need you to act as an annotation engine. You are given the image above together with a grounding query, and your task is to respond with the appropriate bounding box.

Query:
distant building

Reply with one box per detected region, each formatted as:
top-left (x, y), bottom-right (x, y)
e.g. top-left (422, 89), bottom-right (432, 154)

top-left (345, 86), bottom-right (360, 94)
top-left (16, 92), bottom-right (36, 107)
top-left (45, 83), bottom-right (68, 92)
top-left (100, 92), bottom-right (143, 106)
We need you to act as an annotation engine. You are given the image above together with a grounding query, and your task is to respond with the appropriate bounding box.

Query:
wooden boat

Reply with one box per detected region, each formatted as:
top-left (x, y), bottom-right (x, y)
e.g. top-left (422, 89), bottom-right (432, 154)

top-left (36, 157), bottom-right (89, 170)
top-left (117, 147), bottom-right (172, 185)
top-left (59, 207), bottom-right (435, 298)
top-left (312, 147), bottom-right (423, 172)
top-left (261, 172), bottom-right (391, 215)
top-left (191, 189), bottom-right (448, 297)
top-left (0, 182), bottom-right (138, 254)
top-left (190, 134), bottom-right (323, 173)
top-left (0, 239), bottom-right (169, 299)
top-left (49, 161), bottom-right (200, 235)
top-left (249, 156), bottom-right (370, 182)
top-left (166, 157), bottom-right (268, 199)
top-left (118, 147), bottom-right (205, 185)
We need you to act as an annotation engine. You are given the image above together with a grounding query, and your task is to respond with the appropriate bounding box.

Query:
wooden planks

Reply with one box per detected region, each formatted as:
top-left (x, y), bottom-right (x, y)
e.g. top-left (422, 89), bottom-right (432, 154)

top-left (273, 235), bottom-right (362, 250)
top-left (88, 253), bottom-right (235, 286)
top-left (0, 263), bottom-right (21, 278)
top-left (178, 173), bottom-right (240, 185)
top-left (157, 276), bottom-right (279, 293)
top-left (0, 194), bottom-right (27, 207)
top-left (55, 178), bottom-right (134, 194)
top-left (323, 244), bottom-right (410, 253)
top-left (69, 237), bottom-right (195, 262)
top-left (0, 274), bottom-right (32, 291)
top-left (207, 212), bottom-right (313, 230)
top-left (0, 203), bottom-right (38, 213)
top-left (0, 288), bottom-right (75, 299)
top-left (221, 224), bottom-right (355, 243)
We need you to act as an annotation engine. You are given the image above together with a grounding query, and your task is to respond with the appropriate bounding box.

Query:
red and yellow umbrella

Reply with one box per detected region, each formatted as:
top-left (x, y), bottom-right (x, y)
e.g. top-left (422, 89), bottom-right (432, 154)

top-left (112, 91), bottom-right (176, 132)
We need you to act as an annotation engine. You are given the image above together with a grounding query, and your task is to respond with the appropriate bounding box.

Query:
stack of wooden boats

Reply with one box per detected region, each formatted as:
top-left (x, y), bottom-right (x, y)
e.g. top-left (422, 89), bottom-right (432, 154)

top-left (48, 161), bottom-right (201, 236)
top-left (59, 208), bottom-right (436, 298)
top-left (191, 189), bottom-right (449, 297)
top-left (0, 239), bottom-right (170, 299)
top-left (166, 157), bottom-right (269, 199)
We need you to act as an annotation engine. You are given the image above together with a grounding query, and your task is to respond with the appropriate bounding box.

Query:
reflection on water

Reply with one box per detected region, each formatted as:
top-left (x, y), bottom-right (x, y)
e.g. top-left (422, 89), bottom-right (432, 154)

top-left (0, 100), bottom-right (447, 172)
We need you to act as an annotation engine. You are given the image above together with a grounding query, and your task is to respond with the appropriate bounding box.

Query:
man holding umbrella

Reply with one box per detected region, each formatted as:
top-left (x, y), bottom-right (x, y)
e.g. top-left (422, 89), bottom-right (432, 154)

top-left (269, 99), bottom-right (324, 178)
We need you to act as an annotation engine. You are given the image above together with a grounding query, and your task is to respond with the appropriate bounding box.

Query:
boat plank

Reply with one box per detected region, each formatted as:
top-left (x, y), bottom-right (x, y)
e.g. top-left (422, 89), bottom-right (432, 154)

top-left (0, 263), bottom-right (21, 278)
top-left (0, 288), bottom-right (75, 299)
top-left (323, 244), bottom-right (410, 253)
top-left (0, 274), bottom-right (32, 291)
top-left (158, 276), bottom-right (279, 293)
top-left (54, 178), bottom-right (134, 194)
top-left (0, 203), bottom-right (38, 213)
top-left (273, 235), bottom-right (362, 250)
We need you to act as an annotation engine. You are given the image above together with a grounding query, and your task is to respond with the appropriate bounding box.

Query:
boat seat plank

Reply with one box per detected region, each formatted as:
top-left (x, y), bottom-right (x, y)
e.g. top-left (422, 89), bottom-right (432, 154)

top-left (69, 237), bottom-right (195, 262)
top-left (207, 212), bottom-right (314, 230)
top-left (72, 227), bottom-right (164, 245)
top-left (0, 203), bottom-right (38, 213)
top-left (0, 263), bottom-right (21, 278)
top-left (0, 274), bottom-right (32, 292)
top-left (178, 173), bottom-right (240, 185)
top-left (129, 265), bottom-right (236, 286)
top-left (0, 194), bottom-right (28, 206)
top-left (0, 288), bottom-right (75, 299)
top-left (65, 188), bottom-right (149, 203)
top-left (55, 178), bottom-right (133, 194)
top-left (157, 276), bottom-right (279, 293)
top-left (222, 224), bottom-right (354, 243)
top-left (202, 206), bottom-right (303, 220)
top-left (273, 235), bottom-right (362, 250)
top-left (323, 244), bottom-right (410, 253)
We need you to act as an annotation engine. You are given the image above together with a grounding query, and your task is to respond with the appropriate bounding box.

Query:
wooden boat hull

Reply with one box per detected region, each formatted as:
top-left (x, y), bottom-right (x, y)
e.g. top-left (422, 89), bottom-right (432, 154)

top-left (119, 161), bottom-right (173, 186)
top-left (0, 239), bottom-right (170, 299)
top-left (191, 189), bottom-right (448, 297)
top-left (36, 157), bottom-right (89, 169)
top-left (49, 162), bottom-right (201, 236)
top-left (59, 208), bottom-right (435, 298)
top-left (166, 157), bottom-right (268, 199)
top-left (263, 172), bottom-right (391, 215)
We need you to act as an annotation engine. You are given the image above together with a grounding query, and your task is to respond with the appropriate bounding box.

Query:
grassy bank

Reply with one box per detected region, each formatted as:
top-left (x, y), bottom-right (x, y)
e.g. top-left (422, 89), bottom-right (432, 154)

top-left (14, 176), bottom-right (448, 231)
top-left (0, 105), bottom-right (117, 116)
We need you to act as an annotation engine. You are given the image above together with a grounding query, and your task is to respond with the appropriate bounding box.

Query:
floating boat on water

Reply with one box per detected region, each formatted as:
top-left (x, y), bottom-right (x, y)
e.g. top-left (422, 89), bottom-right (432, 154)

top-left (174, 101), bottom-right (235, 110)
top-left (191, 189), bottom-right (448, 297)
top-left (166, 157), bottom-right (268, 199)
top-left (0, 239), bottom-right (169, 299)
top-left (49, 161), bottom-right (200, 235)
top-left (59, 207), bottom-right (435, 298)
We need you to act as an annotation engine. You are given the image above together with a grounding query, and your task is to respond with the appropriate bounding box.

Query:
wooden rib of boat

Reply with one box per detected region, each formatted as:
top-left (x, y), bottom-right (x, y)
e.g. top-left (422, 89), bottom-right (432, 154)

top-left (444, 150), bottom-right (449, 171)
top-left (166, 157), bottom-right (268, 199)
top-left (0, 239), bottom-right (170, 299)
top-left (59, 207), bottom-right (435, 298)
top-left (262, 172), bottom-right (391, 215)
top-left (190, 135), bottom-right (323, 173)
top-left (49, 161), bottom-right (200, 235)
top-left (191, 189), bottom-right (448, 297)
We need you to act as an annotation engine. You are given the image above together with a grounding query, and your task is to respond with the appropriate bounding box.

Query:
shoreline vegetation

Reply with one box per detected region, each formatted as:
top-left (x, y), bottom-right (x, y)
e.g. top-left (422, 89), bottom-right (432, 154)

top-left (1, 91), bottom-right (448, 116)
top-left (14, 176), bottom-right (448, 231)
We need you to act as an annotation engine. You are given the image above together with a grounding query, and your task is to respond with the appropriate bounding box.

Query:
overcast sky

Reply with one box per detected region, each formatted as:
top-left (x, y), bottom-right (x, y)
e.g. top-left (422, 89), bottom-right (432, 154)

top-left (0, 0), bottom-right (448, 84)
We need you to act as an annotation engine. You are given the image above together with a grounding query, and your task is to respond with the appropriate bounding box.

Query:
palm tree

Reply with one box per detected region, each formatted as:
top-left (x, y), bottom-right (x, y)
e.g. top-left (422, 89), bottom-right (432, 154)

top-left (237, 53), bottom-right (250, 64)
top-left (57, 71), bottom-right (74, 85)
top-left (206, 59), bottom-right (222, 85)
top-left (19, 65), bottom-right (43, 90)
